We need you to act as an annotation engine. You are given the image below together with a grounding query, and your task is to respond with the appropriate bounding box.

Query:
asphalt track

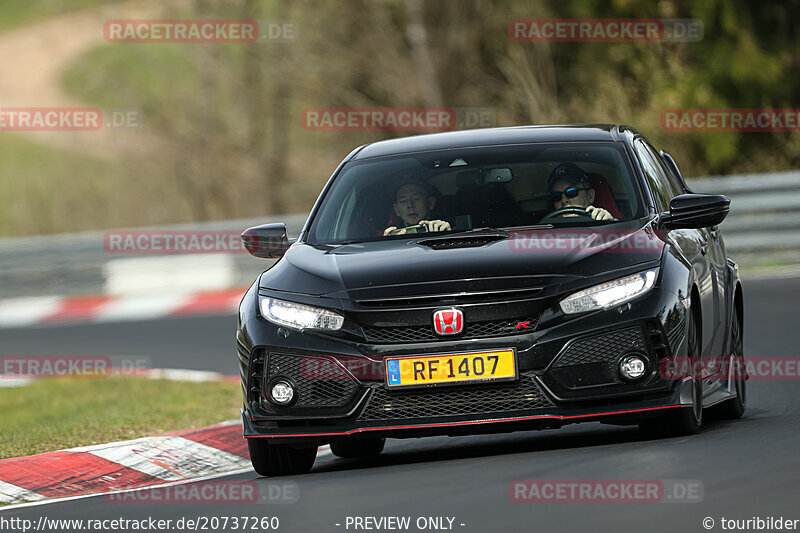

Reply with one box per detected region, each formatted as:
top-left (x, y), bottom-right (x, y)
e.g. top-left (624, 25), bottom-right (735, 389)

top-left (2, 275), bottom-right (800, 532)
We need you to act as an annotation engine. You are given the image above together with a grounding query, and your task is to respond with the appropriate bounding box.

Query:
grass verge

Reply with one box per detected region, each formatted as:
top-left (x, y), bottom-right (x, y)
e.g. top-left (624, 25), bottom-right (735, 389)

top-left (0, 135), bottom-right (113, 236)
top-left (0, 376), bottom-right (241, 459)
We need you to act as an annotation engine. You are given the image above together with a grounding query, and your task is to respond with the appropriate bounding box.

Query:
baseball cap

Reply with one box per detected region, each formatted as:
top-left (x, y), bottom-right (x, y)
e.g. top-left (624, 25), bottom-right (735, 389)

top-left (547, 162), bottom-right (589, 190)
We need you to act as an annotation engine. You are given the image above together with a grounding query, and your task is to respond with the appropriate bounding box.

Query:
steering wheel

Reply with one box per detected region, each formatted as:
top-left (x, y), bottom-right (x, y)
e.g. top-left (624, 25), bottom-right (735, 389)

top-left (389, 223), bottom-right (428, 235)
top-left (539, 206), bottom-right (595, 224)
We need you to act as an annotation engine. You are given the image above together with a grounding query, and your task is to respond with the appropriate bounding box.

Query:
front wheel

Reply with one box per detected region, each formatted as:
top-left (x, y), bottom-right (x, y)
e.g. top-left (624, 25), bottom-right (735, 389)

top-left (248, 439), bottom-right (317, 476)
top-left (713, 303), bottom-right (746, 419)
top-left (640, 307), bottom-right (703, 437)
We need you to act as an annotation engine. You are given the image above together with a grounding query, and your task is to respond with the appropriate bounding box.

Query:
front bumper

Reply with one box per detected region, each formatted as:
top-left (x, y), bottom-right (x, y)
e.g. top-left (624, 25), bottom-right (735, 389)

top-left (239, 279), bottom-right (690, 443)
top-left (242, 379), bottom-right (691, 441)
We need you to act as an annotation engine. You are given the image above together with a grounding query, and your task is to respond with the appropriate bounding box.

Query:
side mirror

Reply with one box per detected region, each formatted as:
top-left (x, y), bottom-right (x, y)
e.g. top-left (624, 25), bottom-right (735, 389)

top-left (241, 223), bottom-right (294, 258)
top-left (660, 194), bottom-right (730, 230)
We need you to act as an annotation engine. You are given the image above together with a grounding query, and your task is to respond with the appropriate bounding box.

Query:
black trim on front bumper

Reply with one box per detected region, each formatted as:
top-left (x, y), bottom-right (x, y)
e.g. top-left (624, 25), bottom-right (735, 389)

top-left (242, 384), bottom-right (688, 441)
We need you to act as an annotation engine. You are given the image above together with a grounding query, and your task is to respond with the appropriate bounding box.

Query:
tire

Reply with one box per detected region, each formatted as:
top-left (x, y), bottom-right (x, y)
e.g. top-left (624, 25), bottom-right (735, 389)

top-left (714, 302), bottom-right (746, 419)
top-left (247, 439), bottom-right (317, 476)
top-left (640, 306), bottom-right (703, 437)
top-left (330, 437), bottom-right (386, 458)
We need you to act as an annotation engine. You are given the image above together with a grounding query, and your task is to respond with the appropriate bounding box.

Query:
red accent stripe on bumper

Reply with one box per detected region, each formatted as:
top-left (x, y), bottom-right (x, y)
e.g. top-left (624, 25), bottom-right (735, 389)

top-left (245, 404), bottom-right (683, 438)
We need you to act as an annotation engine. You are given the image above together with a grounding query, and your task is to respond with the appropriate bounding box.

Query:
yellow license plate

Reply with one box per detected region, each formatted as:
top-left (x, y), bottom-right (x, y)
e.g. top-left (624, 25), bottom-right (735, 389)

top-left (385, 349), bottom-right (516, 388)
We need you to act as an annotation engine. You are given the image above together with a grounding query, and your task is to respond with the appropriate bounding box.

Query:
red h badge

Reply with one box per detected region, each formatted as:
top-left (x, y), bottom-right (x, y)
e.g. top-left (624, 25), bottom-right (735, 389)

top-left (433, 309), bottom-right (464, 335)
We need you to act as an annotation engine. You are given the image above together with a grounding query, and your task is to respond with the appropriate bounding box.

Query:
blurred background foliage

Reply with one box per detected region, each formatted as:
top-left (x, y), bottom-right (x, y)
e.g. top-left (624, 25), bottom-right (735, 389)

top-left (1, 0), bottom-right (799, 236)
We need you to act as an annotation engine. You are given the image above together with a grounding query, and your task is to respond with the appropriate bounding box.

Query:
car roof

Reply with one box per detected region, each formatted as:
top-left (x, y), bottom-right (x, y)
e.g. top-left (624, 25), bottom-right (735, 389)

top-left (350, 124), bottom-right (641, 160)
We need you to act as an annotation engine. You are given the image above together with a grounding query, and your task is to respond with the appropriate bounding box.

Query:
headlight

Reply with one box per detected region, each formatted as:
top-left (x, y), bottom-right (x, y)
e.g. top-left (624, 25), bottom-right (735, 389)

top-left (259, 297), bottom-right (344, 331)
top-left (559, 269), bottom-right (658, 314)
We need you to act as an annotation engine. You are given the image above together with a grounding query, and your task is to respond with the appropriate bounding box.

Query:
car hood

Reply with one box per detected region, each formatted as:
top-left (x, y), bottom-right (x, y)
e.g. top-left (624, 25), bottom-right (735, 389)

top-left (259, 226), bottom-right (664, 298)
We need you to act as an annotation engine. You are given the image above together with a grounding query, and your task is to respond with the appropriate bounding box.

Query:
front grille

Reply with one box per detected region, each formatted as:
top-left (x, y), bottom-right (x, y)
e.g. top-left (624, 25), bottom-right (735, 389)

top-left (357, 371), bottom-right (553, 421)
top-left (355, 287), bottom-right (542, 308)
top-left (553, 326), bottom-right (646, 368)
top-left (362, 316), bottom-right (539, 344)
top-left (545, 326), bottom-right (650, 389)
top-left (266, 352), bottom-right (359, 408)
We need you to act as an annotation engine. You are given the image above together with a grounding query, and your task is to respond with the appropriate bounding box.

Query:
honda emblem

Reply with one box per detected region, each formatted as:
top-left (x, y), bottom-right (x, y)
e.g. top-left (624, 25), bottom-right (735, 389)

top-left (433, 308), bottom-right (464, 335)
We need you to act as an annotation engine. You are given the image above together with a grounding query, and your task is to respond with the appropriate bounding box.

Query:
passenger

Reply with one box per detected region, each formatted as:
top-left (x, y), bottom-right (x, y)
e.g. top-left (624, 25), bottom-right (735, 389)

top-left (383, 182), bottom-right (451, 235)
top-left (547, 162), bottom-right (614, 221)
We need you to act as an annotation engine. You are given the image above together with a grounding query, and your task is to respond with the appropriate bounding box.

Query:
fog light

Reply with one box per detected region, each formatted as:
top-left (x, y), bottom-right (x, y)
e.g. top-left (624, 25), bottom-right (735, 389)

top-left (269, 379), bottom-right (295, 405)
top-left (619, 355), bottom-right (647, 380)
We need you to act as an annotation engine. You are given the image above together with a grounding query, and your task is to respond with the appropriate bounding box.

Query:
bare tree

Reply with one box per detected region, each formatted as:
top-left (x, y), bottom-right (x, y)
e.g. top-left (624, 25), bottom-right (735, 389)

top-left (403, 0), bottom-right (443, 108)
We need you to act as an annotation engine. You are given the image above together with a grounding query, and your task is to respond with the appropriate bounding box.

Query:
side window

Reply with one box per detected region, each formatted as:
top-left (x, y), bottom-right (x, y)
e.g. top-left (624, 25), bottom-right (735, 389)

top-left (646, 144), bottom-right (684, 198)
top-left (634, 139), bottom-right (671, 212)
top-left (658, 151), bottom-right (688, 195)
top-left (331, 188), bottom-right (358, 240)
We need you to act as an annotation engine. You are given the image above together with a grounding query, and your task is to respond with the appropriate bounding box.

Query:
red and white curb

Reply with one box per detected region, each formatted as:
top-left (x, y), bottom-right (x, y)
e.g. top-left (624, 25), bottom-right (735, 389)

top-left (0, 367), bottom-right (240, 388)
top-left (0, 422), bottom-right (332, 508)
top-left (0, 288), bottom-right (246, 328)
top-left (0, 370), bottom-right (337, 507)
top-left (113, 367), bottom-right (241, 385)
top-left (0, 421), bottom-right (250, 506)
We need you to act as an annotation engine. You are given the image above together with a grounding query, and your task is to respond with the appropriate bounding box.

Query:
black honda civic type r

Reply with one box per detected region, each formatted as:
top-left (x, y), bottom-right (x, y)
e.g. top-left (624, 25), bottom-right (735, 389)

top-left (236, 125), bottom-right (745, 476)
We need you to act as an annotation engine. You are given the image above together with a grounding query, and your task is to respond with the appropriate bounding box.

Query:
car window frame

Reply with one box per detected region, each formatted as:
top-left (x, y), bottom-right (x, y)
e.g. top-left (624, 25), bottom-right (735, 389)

top-left (659, 150), bottom-right (690, 194)
top-left (306, 141), bottom-right (649, 245)
top-left (643, 141), bottom-right (684, 198)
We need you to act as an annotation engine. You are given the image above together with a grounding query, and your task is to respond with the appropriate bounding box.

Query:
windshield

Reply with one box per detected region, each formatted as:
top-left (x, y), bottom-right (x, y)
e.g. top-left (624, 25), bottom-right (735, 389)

top-left (307, 142), bottom-right (644, 245)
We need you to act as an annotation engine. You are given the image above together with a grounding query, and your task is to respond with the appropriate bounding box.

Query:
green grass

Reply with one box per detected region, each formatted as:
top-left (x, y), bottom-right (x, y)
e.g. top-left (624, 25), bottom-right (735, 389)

top-left (740, 262), bottom-right (800, 275)
top-left (0, 135), bottom-right (115, 236)
top-left (61, 42), bottom-right (201, 112)
top-left (0, 131), bottom-right (191, 237)
top-left (0, 376), bottom-right (241, 459)
top-left (0, 0), bottom-right (121, 34)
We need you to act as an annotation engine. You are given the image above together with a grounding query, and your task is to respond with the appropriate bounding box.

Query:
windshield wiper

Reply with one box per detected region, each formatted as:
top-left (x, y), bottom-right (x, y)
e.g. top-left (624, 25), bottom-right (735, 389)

top-left (434, 227), bottom-right (510, 239)
top-left (440, 224), bottom-right (555, 238)
top-left (498, 224), bottom-right (555, 231)
top-left (329, 240), bottom-right (366, 246)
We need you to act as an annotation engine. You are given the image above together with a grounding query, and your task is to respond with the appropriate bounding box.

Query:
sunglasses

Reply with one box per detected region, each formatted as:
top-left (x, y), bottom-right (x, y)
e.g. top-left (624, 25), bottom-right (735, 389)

top-left (549, 187), bottom-right (588, 202)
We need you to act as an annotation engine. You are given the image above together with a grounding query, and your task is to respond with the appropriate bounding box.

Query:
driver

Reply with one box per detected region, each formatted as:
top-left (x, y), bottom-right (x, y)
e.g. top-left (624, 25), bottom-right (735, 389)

top-left (383, 182), bottom-right (451, 236)
top-left (547, 162), bottom-right (614, 221)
